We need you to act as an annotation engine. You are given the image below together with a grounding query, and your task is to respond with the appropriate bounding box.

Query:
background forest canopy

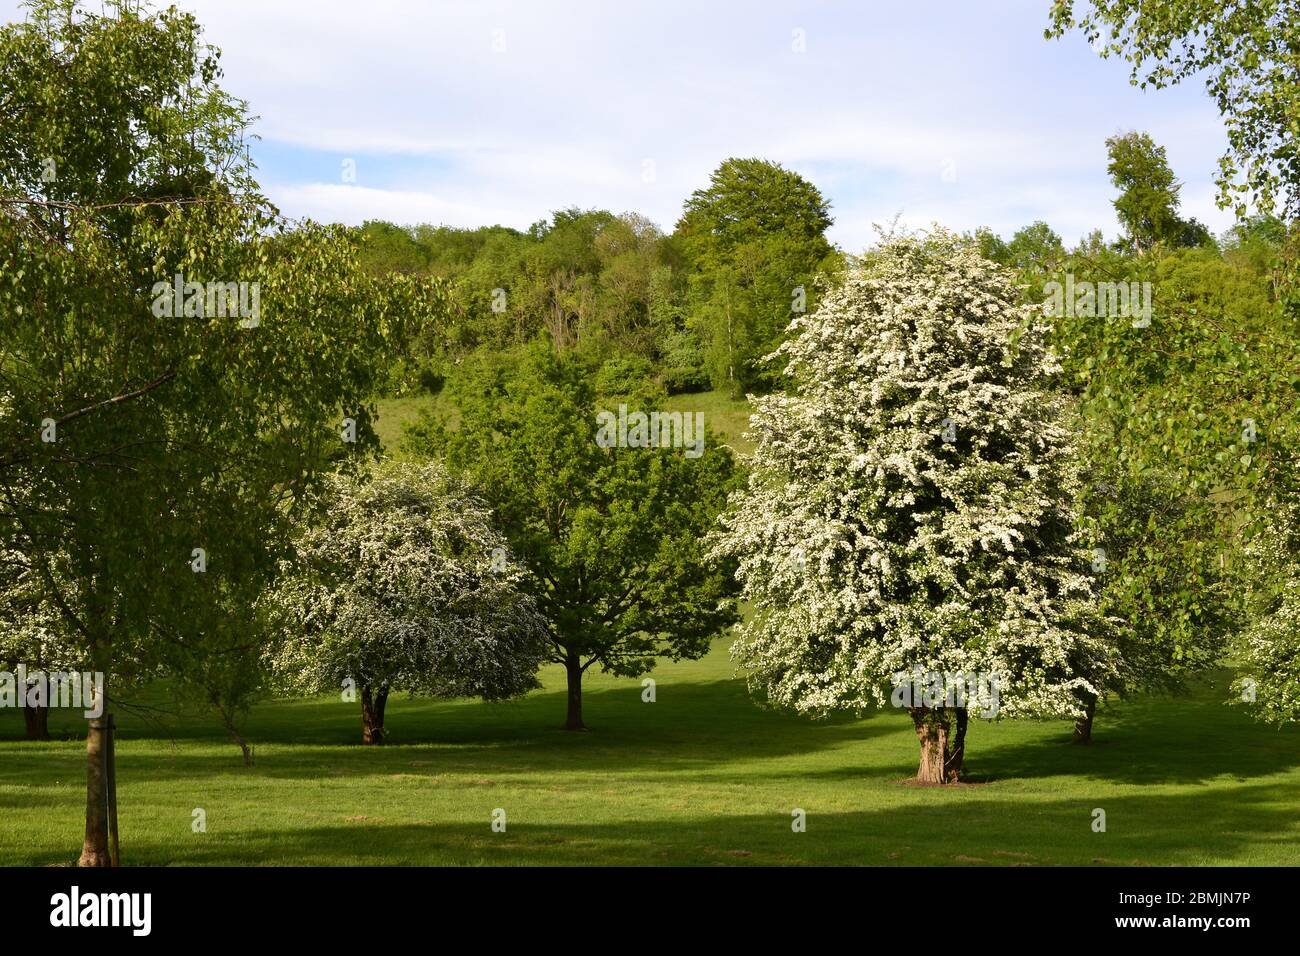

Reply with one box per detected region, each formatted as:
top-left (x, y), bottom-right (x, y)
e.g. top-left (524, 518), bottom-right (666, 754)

top-left (359, 155), bottom-right (840, 399)
top-left (355, 143), bottom-right (1298, 409)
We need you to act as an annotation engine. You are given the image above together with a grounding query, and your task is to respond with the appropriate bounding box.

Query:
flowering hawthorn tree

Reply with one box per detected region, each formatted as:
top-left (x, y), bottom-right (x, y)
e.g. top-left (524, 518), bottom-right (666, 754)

top-left (270, 461), bottom-right (548, 744)
top-left (1232, 462), bottom-right (1300, 725)
top-left (711, 231), bottom-right (1115, 784)
top-left (0, 540), bottom-right (78, 740)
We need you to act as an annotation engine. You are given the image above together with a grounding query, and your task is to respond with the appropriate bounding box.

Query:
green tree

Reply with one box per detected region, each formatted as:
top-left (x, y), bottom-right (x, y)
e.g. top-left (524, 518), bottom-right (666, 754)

top-left (1049, 0), bottom-right (1300, 219)
top-left (0, 0), bottom-right (432, 863)
top-left (356, 221), bottom-right (428, 276)
top-left (406, 344), bottom-right (739, 730)
top-left (1050, 1), bottom-right (1300, 733)
top-left (1105, 131), bottom-right (1184, 252)
top-left (676, 158), bottom-right (836, 394)
top-left (1045, 238), bottom-right (1292, 738)
top-left (1006, 221), bottom-right (1067, 272)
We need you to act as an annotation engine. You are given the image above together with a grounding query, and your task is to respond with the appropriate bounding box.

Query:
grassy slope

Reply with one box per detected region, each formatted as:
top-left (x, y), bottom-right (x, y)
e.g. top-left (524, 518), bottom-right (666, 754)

top-left (2, 642), bottom-right (1298, 866)
top-left (372, 387), bottom-right (756, 458)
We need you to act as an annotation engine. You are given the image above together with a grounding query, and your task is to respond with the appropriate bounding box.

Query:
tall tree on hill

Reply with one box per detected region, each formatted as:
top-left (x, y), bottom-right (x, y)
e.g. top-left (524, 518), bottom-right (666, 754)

top-left (676, 158), bottom-right (837, 395)
top-left (1105, 131), bottom-right (1184, 253)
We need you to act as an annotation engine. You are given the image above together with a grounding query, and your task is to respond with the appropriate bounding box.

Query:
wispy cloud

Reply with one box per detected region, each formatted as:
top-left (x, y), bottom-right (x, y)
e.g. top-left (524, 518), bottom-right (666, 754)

top-left (0, 0), bottom-right (1237, 248)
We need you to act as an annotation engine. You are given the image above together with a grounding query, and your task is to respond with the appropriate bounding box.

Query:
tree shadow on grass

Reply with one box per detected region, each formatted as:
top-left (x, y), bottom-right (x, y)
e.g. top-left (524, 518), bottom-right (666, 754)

top-left (0, 681), bottom-right (895, 787)
top-left (970, 683), bottom-right (1300, 786)
top-left (27, 781), bottom-right (1297, 867)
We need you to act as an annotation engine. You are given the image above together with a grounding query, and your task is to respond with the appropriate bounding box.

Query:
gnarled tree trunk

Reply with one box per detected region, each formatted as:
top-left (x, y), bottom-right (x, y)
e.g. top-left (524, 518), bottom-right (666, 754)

top-left (910, 707), bottom-right (965, 784)
top-left (1073, 694), bottom-right (1097, 744)
top-left (360, 685), bottom-right (389, 744)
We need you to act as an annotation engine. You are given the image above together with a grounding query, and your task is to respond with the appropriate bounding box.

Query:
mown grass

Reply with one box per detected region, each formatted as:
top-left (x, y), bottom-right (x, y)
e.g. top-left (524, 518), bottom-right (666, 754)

top-left (3, 640), bottom-right (1298, 866)
top-left (372, 392), bottom-right (448, 455)
top-left (7, 389), bottom-right (1293, 866)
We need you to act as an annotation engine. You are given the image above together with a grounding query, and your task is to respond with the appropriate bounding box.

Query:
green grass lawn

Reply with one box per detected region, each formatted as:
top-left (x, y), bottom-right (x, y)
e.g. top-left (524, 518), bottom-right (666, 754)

top-left (660, 389), bottom-right (757, 457)
top-left (372, 393), bottom-right (447, 455)
top-left (3, 640), bottom-right (1298, 866)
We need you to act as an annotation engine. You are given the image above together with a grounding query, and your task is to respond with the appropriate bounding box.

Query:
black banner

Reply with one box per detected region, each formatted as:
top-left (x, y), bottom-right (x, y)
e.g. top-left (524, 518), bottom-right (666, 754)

top-left (0, 865), bottom-right (1278, 940)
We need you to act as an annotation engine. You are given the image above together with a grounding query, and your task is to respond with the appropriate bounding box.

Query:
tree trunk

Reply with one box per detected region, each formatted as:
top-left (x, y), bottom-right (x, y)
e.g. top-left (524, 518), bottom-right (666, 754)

top-left (79, 715), bottom-right (111, 866)
top-left (215, 701), bottom-right (253, 766)
top-left (23, 701), bottom-right (50, 740)
top-left (360, 685), bottom-right (388, 744)
top-left (945, 707), bottom-right (968, 782)
top-left (1073, 694), bottom-right (1097, 744)
top-left (910, 707), bottom-right (953, 784)
top-left (79, 637), bottom-right (116, 867)
top-left (564, 650), bottom-right (587, 731)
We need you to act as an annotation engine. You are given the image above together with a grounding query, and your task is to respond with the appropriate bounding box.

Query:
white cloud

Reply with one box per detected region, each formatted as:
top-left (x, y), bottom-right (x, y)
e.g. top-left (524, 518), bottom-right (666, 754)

top-left (0, 0), bottom-right (1237, 247)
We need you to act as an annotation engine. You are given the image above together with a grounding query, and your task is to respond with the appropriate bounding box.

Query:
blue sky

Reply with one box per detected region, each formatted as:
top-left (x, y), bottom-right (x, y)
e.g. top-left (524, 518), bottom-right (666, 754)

top-left (4, 0), bottom-right (1235, 251)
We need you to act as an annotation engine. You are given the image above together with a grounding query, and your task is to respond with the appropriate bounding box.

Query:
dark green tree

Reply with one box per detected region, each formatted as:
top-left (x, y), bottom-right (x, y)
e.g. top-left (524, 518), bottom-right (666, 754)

top-left (406, 344), bottom-right (739, 730)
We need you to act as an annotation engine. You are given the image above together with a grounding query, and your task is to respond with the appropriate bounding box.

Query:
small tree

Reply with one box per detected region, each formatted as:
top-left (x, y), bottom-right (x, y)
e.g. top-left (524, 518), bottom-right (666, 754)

top-left (159, 580), bottom-right (279, 765)
top-left (710, 231), bottom-right (1114, 783)
top-left (270, 462), bottom-right (548, 744)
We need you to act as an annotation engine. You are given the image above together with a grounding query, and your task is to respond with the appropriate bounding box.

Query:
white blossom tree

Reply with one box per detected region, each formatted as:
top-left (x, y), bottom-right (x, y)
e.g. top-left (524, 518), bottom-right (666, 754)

top-left (711, 230), bottom-right (1115, 784)
top-left (270, 461), bottom-right (548, 744)
top-left (1232, 468), bottom-right (1300, 725)
top-left (0, 543), bottom-right (76, 740)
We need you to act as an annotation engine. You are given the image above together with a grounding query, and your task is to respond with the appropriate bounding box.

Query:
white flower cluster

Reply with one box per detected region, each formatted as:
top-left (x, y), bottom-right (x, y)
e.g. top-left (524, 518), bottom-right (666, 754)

top-left (0, 544), bottom-right (80, 672)
top-left (1234, 496), bottom-right (1300, 724)
top-left (710, 231), bottom-right (1113, 719)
